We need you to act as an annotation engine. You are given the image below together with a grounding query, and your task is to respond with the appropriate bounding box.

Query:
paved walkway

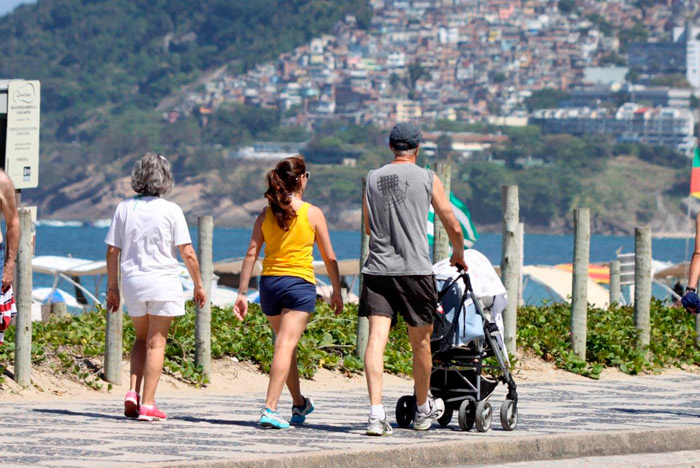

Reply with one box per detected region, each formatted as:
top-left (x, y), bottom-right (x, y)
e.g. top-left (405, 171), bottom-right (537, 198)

top-left (466, 450), bottom-right (700, 468)
top-left (2, 374), bottom-right (700, 467)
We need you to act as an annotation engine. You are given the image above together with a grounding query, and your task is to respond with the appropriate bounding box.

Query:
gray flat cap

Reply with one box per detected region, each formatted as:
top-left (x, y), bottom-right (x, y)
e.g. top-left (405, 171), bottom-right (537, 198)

top-left (389, 122), bottom-right (422, 150)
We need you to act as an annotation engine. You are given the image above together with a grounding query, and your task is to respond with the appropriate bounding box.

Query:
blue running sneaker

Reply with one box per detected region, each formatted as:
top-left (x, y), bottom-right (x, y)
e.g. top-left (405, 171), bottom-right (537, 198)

top-left (259, 408), bottom-right (290, 429)
top-left (291, 397), bottom-right (315, 424)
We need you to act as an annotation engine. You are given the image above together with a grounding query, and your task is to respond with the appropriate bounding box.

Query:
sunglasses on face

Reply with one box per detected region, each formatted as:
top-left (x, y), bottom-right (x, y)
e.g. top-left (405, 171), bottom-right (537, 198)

top-left (304, 171), bottom-right (311, 180)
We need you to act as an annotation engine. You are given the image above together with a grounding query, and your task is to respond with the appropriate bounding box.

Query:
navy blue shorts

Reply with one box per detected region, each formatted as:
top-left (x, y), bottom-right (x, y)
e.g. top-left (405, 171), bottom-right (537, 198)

top-left (259, 276), bottom-right (317, 316)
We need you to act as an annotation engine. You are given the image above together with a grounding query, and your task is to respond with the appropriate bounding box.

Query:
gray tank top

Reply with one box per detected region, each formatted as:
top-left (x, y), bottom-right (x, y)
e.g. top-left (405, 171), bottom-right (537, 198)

top-left (362, 163), bottom-right (434, 276)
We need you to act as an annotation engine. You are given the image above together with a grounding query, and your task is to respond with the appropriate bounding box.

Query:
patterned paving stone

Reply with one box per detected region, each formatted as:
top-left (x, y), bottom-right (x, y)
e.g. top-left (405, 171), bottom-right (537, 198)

top-left (1, 374), bottom-right (700, 466)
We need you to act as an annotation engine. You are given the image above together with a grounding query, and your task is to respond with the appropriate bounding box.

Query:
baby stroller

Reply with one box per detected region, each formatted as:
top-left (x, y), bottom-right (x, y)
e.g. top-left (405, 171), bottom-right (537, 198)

top-left (395, 250), bottom-right (519, 432)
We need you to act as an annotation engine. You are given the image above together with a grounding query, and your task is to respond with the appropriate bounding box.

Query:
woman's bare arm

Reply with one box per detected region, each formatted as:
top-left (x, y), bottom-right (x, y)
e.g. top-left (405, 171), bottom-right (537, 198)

top-left (234, 210), bottom-right (265, 320)
top-left (178, 243), bottom-right (206, 308)
top-left (309, 205), bottom-right (343, 314)
top-left (106, 245), bottom-right (121, 312)
top-left (688, 214), bottom-right (700, 290)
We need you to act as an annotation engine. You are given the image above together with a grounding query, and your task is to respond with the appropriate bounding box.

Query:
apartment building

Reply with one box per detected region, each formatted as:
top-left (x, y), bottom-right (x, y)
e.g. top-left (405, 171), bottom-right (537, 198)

top-left (531, 103), bottom-right (696, 155)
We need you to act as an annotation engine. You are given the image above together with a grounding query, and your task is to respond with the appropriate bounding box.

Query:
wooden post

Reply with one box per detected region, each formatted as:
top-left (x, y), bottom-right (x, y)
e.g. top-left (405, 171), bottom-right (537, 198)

top-left (571, 208), bottom-right (590, 360)
top-left (41, 303), bottom-right (68, 322)
top-left (104, 279), bottom-right (123, 384)
top-left (518, 222), bottom-right (524, 306)
top-left (634, 227), bottom-right (652, 347)
top-left (501, 185), bottom-right (520, 355)
top-left (14, 208), bottom-right (32, 387)
top-left (609, 260), bottom-right (621, 306)
top-left (356, 177), bottom-right (370, 360)
top-left (432, 162), bottom-right (452, 262)
top-left (52, 302), bottom-right (68, 317)
top-left (195, 216), bottom-right (214, 379)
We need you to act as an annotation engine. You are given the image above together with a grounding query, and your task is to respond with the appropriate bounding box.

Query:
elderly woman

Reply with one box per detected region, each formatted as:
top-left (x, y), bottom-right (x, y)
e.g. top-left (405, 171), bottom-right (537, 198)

top-left (105, 152), bottom-right (206, 421)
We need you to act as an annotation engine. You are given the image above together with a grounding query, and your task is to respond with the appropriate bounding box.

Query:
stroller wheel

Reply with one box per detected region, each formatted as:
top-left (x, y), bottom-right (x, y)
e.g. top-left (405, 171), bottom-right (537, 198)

top-left (500, 399), bottom-right (518, 431)
top-left (475, 400), bottom-right (492, 433)
top-left (395, 395), bottom-right (416, 428)
top-left (457, 398), bottom-right (475, 431)
top-left (438, 409), bottom-right (452, 427)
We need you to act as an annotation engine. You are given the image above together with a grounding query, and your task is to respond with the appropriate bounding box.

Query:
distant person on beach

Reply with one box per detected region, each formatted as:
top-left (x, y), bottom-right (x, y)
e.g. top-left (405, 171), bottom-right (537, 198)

top-left (234, 155), bottom-right (343, 429)
top-left (0, 171), bottom-right (19, 345)
top-left (682, 214), bottom-right (700, 313)
top-left (105, 152), bottom-right (206, 422)
top-left (361, 123), bottom-right (467, 436)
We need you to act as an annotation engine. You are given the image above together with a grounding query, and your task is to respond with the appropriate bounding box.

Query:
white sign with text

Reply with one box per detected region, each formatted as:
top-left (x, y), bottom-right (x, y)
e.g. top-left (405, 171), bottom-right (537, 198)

top-left (6, 80), bottom-right (40, 189)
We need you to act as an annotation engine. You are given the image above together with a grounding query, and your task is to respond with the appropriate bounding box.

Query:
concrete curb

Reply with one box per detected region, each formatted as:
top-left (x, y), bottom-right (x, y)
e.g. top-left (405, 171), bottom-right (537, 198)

top-left (160, 426), bottom-right (700, 467)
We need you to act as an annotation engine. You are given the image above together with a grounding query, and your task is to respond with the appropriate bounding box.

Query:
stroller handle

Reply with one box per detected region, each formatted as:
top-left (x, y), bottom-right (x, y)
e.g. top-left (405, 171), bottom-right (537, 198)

top-left (454, 266), bottom-right (473, 293)
top-left (436, 268), bottom-right (474, 302)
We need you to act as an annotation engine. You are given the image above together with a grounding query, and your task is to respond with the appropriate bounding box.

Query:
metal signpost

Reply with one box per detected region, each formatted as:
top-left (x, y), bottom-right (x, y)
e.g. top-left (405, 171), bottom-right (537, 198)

top-left (1, 79), bottom-right (40, 386)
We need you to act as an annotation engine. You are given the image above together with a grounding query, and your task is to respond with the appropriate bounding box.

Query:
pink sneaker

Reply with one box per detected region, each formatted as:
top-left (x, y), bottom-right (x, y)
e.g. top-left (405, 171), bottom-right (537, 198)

top-left (124, 391), bottom-right (139, 419)
top-left (138, 403), bottom-right (167, 422)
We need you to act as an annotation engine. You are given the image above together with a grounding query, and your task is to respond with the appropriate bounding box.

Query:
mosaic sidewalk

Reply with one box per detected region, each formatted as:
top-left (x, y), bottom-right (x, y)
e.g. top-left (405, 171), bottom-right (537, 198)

top-left (2, 374), bottom-right (700, 466)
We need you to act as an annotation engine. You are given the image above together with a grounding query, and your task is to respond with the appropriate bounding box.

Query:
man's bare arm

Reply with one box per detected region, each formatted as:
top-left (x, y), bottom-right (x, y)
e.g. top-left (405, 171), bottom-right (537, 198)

top-left (431, 174), bottom-right (467, 268)
top-left (0, 172), bottom-right (18, 291)
top-left (362, 193), bottom-right (371, 236)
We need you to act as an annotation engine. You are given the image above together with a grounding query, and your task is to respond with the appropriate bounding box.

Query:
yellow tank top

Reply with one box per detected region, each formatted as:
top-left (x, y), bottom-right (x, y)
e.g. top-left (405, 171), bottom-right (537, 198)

top-left (261, 202), bottom-right (316, 284)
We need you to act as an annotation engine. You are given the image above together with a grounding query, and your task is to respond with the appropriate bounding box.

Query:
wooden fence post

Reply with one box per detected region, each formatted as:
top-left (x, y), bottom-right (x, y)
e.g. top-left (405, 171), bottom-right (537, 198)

top-left (518, 222), bottom-right (524, 306)
top-left (41, 302), bottom-right (68, 322)
top-left (571, 208), bottom-right (590, 360)
top-left (501, 185), bottom-right (520, 355)
top-left (609, 260), bottom-right (621, 306)
top-left (104, 266), bottom-right (123, 384)
top-left (634, 227), bottom-right (652, 347)
top-left (195, 216), bottom-right (214, 379)
top-left (14, 208), bottom-right (32, 387)
top-left (432, 162), bottom-right (452, 262)
top-left (356, 177), bottom-right (370, 360)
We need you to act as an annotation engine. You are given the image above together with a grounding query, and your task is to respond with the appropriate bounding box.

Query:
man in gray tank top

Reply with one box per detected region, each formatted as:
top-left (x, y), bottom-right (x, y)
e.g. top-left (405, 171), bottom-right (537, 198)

top-left (361, 123), bottom-right (468, 436)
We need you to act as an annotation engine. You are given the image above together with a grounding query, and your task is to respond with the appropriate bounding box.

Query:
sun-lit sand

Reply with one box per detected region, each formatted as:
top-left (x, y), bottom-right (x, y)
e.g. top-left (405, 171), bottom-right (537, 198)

top-left (3, 354), bottom-right (695, 403)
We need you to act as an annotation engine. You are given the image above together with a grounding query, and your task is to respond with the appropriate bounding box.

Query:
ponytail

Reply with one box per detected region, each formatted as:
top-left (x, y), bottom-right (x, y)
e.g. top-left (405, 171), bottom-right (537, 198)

top-left (264, 155), bottom-right (306, 230)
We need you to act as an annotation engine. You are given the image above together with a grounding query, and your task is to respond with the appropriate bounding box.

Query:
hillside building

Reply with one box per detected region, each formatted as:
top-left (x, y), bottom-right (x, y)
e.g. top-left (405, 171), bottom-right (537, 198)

top-left (563, 86), bottom-right (693, 109)
top-left (531, 103), bottom-right (696, 155)
top-left (629, 23), bottom-right (700, 91)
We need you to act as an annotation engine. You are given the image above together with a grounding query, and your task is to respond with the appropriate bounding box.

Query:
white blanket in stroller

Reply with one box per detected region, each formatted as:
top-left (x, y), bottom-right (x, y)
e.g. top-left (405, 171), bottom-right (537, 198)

top-left (433, 249), bottom-right (508, 351)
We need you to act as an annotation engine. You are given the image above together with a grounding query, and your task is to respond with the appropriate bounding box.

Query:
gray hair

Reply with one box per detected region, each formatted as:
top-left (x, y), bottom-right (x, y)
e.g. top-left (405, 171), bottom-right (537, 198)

top-left (131, 152), bottom-right (174, 197)
top-left (392, 147), bottom-right (419, 158)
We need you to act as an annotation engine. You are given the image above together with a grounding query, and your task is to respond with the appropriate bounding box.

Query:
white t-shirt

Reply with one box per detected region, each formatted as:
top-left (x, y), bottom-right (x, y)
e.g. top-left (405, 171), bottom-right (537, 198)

top-left (104, 196), bottom-right (192, 302)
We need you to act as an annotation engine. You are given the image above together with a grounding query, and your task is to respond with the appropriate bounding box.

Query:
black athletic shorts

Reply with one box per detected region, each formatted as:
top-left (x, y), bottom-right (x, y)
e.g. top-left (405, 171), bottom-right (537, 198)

top-left (358, 274), bottom-right (438, 327)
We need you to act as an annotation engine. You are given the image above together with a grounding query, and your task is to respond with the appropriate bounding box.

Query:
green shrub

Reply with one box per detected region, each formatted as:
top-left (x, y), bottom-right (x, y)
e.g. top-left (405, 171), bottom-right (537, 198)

top-left (517, 299), bottom-right (700, 379)
top-left (3, 298), bottom-right (699, 390)
top-left (0, 301), bottom-right (413, 389)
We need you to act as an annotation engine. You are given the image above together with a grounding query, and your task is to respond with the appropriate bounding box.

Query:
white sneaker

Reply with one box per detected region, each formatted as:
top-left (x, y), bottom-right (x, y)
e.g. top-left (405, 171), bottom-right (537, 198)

top-left (413, 398), bottom-right (445, 431)
top-left (366, 416), bottom-right (393, 436)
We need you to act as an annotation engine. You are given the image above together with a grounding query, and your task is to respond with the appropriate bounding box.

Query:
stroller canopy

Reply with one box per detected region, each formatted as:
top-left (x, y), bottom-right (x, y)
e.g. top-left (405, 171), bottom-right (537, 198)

top-left (433, 249), bottom-right (508, 352)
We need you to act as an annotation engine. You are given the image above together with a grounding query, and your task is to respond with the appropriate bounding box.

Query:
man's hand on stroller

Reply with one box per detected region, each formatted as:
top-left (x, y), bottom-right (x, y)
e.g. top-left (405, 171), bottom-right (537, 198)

top-left (682, 288), bottom-right (700, 313)
top-left (450, 251), bottom-right (468, 271)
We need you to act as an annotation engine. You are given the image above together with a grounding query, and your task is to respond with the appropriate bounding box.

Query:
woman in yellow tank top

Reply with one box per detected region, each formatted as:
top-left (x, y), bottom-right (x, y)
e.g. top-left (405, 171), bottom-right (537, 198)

top-left (235, 155), bottom-right (343, 429)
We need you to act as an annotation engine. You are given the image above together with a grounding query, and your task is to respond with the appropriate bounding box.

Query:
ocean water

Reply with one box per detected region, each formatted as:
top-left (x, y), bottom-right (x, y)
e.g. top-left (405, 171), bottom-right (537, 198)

top-left (34, 226), bottom-right (691, 305)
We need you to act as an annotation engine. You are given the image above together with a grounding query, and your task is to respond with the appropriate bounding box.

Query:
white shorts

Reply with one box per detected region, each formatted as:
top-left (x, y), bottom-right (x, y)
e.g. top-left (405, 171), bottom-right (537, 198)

top-left (125, 300), bottom-right (185, 318)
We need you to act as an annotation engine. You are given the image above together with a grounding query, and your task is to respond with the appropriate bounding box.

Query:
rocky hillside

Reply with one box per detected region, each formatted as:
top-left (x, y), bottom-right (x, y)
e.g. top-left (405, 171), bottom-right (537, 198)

top-left (33, 152), bottom-right (687, 236)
